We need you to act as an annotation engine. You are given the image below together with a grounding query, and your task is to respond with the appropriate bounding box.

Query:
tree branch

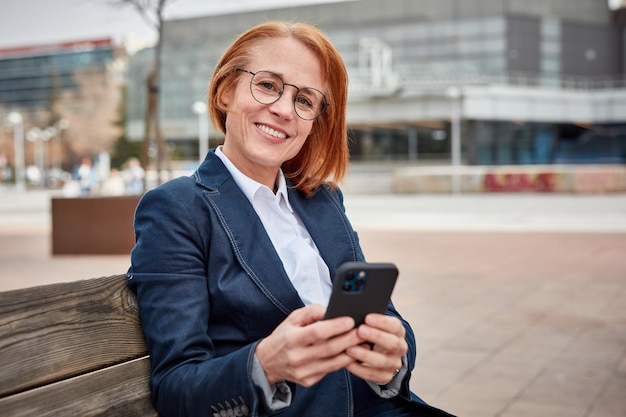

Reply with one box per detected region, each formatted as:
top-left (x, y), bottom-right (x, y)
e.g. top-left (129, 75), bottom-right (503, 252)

top-left (105, 0), bottom-right (175, 30)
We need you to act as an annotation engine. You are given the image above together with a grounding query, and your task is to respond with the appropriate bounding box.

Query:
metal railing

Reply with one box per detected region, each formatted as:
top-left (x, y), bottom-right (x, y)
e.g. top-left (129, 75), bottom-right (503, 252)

top-left (349, 69), bottom-right (626, 97)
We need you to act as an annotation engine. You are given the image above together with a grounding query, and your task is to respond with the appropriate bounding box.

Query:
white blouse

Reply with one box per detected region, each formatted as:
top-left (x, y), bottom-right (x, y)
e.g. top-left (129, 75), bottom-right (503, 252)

top-left (215, 147), bottom-right (332, 306)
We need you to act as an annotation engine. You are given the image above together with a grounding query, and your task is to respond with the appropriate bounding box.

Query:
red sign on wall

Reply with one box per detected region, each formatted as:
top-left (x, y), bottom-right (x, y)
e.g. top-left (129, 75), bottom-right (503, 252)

top-left (483, 172), bottom-right (556, 192)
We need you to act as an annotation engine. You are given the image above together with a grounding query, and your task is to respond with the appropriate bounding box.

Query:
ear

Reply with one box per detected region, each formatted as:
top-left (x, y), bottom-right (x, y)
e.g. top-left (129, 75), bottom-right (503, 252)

top-left (220, 84), bottom-right (233, 108)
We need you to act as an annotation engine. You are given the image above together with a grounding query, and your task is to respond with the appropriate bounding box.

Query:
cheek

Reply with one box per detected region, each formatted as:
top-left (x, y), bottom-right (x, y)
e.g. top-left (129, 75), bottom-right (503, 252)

top-left (292, 129), bottom-right (312, 152)
top-left (301, 124), bottom-right (315, 142)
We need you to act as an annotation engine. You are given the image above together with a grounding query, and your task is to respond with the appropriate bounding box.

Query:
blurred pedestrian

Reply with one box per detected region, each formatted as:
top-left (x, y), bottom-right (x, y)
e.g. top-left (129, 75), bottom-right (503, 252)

top-left (101, 168), bottom-right (126, 196)
top-left (74, 157), bottom-right (96, 195)
top-left (123, 157), bottom-right (144, 194)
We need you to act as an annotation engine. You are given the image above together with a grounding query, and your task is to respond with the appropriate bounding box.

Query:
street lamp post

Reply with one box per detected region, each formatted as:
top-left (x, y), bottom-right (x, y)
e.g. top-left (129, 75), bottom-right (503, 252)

top-left (192, 101), bottom-right (209, 164)
top-left (5, 112), bottom-right (26, 191)
top-left (408, 126), bottom-right (418, 162)
top-left (44, 127), bottom-right (57, 176)
top-left (446, 86), bottom-right (463, 195)
top-left (47, 119), bottom-right (70, 172)
top-left (56, 119), bottom-right (69, 171)
top-left (27, 127), bottom-right (52, 187)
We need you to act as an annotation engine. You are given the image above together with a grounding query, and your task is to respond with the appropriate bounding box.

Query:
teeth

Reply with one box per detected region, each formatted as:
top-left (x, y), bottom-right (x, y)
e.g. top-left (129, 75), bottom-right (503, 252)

top-left (257, 124), bottom-right (287, 139)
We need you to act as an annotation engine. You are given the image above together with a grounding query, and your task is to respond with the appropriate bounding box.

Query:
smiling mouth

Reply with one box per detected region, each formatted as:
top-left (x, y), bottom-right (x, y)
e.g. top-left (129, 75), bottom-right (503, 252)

top-left (257, 123), bottom-right (287, 139)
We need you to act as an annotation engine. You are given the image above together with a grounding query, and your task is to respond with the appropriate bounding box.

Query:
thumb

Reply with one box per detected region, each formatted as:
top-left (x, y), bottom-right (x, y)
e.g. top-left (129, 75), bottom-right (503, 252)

top-left (288, 304), bottom-right (327, 326)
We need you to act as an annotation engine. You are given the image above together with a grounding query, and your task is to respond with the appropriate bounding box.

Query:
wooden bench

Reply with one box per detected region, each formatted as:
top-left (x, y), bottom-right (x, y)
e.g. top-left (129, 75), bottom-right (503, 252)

top-left (0, 274), bottom-right (158, 416)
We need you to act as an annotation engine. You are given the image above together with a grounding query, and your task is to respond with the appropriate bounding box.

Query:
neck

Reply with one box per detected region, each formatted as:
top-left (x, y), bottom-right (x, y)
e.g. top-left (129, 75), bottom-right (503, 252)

top-left (219, 146), bottom-right (280, 191)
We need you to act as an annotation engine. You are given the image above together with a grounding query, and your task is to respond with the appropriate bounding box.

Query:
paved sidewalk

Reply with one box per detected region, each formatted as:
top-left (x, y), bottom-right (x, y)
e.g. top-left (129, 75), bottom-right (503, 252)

top-left (361, 230), bottom-right (626, 417)
top-left (1, 190), bottom-right (625, 417)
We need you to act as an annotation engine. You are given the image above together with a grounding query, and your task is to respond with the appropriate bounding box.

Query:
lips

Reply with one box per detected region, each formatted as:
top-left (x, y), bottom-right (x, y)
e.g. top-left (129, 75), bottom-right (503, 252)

top-left (256, 123), bottom-right (287, 139)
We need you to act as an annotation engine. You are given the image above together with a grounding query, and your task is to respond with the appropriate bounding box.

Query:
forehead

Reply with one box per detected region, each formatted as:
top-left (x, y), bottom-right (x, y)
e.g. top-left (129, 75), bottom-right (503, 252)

top-left (247, 37), bottom-right (325, 89)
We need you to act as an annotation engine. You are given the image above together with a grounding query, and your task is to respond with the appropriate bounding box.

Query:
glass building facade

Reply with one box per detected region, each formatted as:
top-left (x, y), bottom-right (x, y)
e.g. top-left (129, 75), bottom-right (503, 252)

top-left (0, 39), bottom-right (115, 111)
top-left (125, 0), bottom-right (626, 165)
top-left (0, 38), bottom-right (123, 173)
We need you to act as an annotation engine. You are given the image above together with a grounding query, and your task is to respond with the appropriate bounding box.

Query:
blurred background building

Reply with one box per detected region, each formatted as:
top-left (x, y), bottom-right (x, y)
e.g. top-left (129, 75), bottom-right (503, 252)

top-left (0, 38), bottom-right (124, 182)
top-left (126, 0), bottom-right (626, 166)
top-left (1, 0), bottom-right (625, 192)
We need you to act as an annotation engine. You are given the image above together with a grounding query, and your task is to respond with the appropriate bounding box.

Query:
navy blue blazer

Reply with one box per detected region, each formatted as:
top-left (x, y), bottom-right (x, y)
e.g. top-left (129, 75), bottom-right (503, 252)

top-left (127, 150), bottom-right (452, 417)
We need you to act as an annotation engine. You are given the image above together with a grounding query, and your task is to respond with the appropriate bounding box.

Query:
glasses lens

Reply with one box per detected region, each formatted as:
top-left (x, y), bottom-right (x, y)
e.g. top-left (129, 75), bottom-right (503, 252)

top-left (248, 70), bottom-right (327, 120)
top-left (250, 71), bottom-right (282, 104)
top-left (294, 88), bottom-right (326, 120)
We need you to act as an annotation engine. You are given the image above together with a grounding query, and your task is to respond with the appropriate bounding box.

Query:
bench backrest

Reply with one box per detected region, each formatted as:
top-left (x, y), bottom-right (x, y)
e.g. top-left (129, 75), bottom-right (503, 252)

top-left (0, 274), bottom-right (158, 416)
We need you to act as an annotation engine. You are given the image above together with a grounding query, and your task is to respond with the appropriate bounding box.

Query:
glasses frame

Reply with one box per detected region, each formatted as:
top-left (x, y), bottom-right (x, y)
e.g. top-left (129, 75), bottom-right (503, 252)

top-left (236, 69), bottom-right (328, 121)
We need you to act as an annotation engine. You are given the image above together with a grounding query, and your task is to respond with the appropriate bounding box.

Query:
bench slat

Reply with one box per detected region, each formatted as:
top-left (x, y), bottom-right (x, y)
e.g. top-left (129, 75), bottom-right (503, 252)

top-left (0, 274), bottom-right (148, 397)
top-left (0, 356), bottom-right (157, 417)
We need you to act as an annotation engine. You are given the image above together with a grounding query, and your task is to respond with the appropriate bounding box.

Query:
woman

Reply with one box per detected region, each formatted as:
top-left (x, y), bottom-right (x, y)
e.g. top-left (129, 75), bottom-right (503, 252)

top-left (128, 21), bottom-right (454, 417)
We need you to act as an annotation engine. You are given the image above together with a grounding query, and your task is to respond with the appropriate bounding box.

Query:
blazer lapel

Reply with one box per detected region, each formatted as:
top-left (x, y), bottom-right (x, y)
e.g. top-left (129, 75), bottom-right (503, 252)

top-left (197, 153), bottom-right (304, 315)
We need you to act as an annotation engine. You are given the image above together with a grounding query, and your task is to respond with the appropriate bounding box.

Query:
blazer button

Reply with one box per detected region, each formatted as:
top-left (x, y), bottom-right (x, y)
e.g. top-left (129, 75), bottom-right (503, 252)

top-left (238, 404), bottom-right (250, 416)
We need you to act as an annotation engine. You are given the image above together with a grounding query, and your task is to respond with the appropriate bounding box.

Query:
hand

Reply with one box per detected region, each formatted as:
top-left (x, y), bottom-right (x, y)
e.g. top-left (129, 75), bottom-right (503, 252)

top-left (345, 313), bottom-right (407, 385)
top-left (255, 304), bottom-right (362, 387)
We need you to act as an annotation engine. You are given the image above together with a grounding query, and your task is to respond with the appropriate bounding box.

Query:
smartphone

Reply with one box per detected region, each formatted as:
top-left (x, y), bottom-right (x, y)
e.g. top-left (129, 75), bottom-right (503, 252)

top-left (324, 261), bottom-right (398, 327)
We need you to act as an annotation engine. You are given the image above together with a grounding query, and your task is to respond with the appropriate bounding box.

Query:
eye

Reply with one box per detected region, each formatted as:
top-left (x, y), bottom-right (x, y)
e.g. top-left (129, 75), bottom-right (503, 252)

top-left (252, 72), bottom-right (282, 94)
top-left (295, 94), bottom-right (314, 109)
top-left (258, 80), bottom-right (279, 91)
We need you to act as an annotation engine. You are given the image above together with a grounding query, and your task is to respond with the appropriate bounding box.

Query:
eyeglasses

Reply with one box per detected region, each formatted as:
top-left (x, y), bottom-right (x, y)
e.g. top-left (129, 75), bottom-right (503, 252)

top-left (236, 69), bottom-right (328, 121)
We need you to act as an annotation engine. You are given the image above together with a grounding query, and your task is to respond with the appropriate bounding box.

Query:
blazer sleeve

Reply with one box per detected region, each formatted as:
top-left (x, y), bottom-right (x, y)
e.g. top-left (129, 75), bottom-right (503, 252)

top-left (127, 182), bottom-right (261, 417)
top-left (385, 299), bottom-right (417, 402)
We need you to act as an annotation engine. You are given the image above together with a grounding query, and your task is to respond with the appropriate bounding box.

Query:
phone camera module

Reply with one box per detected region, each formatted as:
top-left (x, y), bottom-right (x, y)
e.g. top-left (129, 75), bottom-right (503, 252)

top-left (341, 270), bottom-right (368, 293)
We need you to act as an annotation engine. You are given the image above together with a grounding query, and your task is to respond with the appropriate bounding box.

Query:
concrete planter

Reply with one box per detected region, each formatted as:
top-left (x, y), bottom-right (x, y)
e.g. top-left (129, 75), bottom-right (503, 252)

top-left (51, 195), bottom-right (141, 255)
top-left (393, 165), bottom-right (626, 194)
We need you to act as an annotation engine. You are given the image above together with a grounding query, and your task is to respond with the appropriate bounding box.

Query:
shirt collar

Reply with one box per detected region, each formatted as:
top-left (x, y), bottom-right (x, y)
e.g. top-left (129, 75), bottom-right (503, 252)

top-left (215, 146), bottom-right (294, 212)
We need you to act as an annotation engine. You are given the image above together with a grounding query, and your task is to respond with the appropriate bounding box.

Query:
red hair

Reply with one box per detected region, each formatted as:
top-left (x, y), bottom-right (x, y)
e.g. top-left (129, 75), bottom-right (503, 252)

top-left (208, 21), bottom-right (349, 195)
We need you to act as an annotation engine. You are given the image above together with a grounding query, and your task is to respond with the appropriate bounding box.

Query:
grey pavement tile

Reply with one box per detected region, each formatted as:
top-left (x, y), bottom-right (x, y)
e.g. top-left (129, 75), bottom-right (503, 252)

top-left (433, 376), bottom-right (524, 417)
top-left (444, 313), bottom-right (535, 355)
top-left (587, 373), bottom-right (626, 417)
top-left (411, 348), bottom-right (491, 396)
top-left (620, 355), bottom-right (626, 375)
top-left (519, 366), bottom-right (611, 410)
top-left (501, 401), bottom-right (587, 417)
top-left (560, 326), bottom-right (626, 369)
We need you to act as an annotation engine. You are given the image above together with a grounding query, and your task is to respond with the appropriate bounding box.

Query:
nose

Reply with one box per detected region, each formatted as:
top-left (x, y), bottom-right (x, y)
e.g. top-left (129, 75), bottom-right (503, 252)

top-left (268, 87), bottom-right (296, 120)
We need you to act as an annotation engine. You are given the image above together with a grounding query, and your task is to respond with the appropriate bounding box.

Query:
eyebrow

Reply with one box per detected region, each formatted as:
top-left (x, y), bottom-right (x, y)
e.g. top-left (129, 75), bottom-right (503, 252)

top-left (266, 69), bottom-right (324, 91)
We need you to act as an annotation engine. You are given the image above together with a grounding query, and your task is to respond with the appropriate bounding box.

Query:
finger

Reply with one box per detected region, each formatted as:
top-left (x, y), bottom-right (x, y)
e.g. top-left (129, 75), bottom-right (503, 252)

top-left (306, 328), bottom-right (362, 359)
top-left (346, 343), bottom-right (402, 372)
top-left (357, 324), bottom-right (407, 357)
top-left (364, 313), bottom-right (406, 338)
top-left (294, 315), bottom-right (356, 346)
top-left (289, 351), bottom-right (358, 387)
top-left (345, 359), bottom-right (399, 385)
